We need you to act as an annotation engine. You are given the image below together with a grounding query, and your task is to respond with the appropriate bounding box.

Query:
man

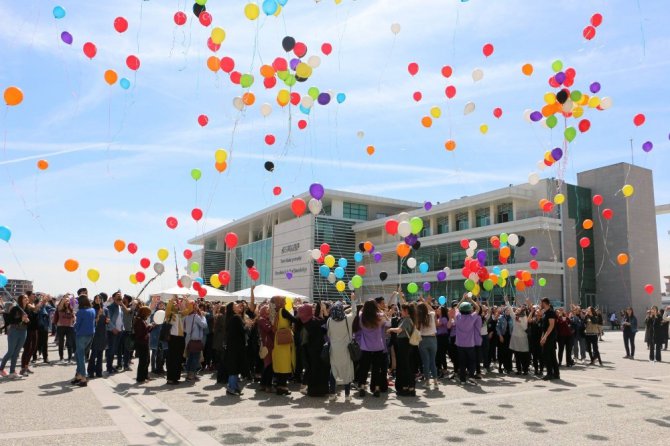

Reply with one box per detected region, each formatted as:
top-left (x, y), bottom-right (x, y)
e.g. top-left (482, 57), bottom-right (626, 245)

top-left (106, 291), bottom-right (129, 374)
top-left (540, 297), bottom-right (559, 380)
top-left (119, 295), bottom-right (136, 371)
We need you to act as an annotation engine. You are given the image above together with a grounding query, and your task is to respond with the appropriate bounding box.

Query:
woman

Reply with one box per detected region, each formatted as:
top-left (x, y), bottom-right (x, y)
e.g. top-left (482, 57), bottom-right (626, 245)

top-left (621, 307), bottom-right (638, 359)
top-left (149, 301), bottom-right (167, 375)
top-left (72, 295), bottom-right (95, 387)
top-left (645, 306), bottom-right (669, 362)
top-left (453, 294), bottom-right (481, 385)
top-left (271, 296), bottom-right (297, 396)
top-left (327, 298), bottom-right (357, 401)
top-left (416, 297), bottom-right (439, 389)
top-left (183, 302), bottom-right (207, 382)
top-left (20, 295), bottom-right (39, 376)
top-left (87, 295), bottom-right (109, 378)
top-left (224, 302), bottom-right (246, 396)
top-left (164, 295), bottom-right (192, 385)
top-left (527, 307), bottom-right (544, 375)
top-left (257, 304), bottom-right (275, 392)
top-left (134, 306), bottom-right (153, 383)
top-left (435, 305), bottom-right (450, 379)
top-left (584, 307), bottom-right (602, 366)
top-left (387, 302), bottom-right (416, 396)
top-left (356, 300), bottom-right (389, 397)
top-left (301, 303), bottom-right (330, 397)
top-left (214, 305), bottom-right (228, 384)
top-left (509, 306), bottom-right (530, 375)
top-left (56, 296), bottom-right (76, 363)
top-left (496, 306), bottom-right (513, 374)
top-left (0, 295), bottom-right (30, 378)
top-left (556, 308), bottom-right (575, 367)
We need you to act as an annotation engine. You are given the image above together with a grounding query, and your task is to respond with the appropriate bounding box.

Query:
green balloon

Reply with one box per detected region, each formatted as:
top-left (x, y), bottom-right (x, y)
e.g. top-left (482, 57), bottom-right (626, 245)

top-left (483, 279), bottom-right (494, 291)
top-left (351, 275), bottom-right (363, 289)
top-left (538, 277), bottom-right (547, 287)
top-left (240, 74), bottom-right (254, 88)
top-left (284, 74), bottom-right (296, 87)
top-left (464, 279), bottom-right (475, 291)
top-left (308, 87), bottom-right (320, 100)
top-left (551, 59), bottom-right (563, 73)
top-left (410, 217), bottom-right (424, 235)
top-left (564, 126), bottom-right (577, 142)
top-left (546, 115), bottom-right (558, 129)
top-left (277, 70), bottom-right (289, 81)
top-left (191, 168), bottom-right (202, 181)
top-left (195, 0), bottom-right (207, 5)
top-left (407, 282), bottom-right (418, 294)
top-left (570, 90), bottom-right (582, 102)
top-left (500, 233), bottom-right (508, 243)
top-left (190, 262), bottom-right (200, 273)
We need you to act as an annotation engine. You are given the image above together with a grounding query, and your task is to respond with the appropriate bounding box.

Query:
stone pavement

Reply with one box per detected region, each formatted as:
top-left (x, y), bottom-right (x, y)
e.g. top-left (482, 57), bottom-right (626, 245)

top-left (0, 331), bottom-right (668, 445)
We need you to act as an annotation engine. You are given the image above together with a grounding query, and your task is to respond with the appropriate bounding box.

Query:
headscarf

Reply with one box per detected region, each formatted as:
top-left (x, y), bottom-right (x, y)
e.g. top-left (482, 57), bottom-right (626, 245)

top-left (297, 303), bottom-right (314, 324)
top-left (259, 304), bottom-right (269, 319)
top-left (330, 302), bottom-right (346, 322)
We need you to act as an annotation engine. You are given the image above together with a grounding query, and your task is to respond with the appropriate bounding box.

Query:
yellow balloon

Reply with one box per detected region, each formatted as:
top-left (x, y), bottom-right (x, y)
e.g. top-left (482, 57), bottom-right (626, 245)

top-left (285, 297), bottom-right (293, 311)
top-left (622, 184), bottom-right (634, 197)
top-left (479, 124), bottom-right (488, 134)
top-left (277, 89), bottom-right (290, 106)
top-left (430, 106), bottom-right (442, 118)
top-left (244, 3), bottom-right (260, 20)
top-left (211, 27), bottom-right (226, 45)
top-left (588, 96), bottom-right (600, 108)
top-left (295, 63), bottom-right (313, 79)
top-left (554, 193), bottom-right (565, 205)
top-left (472, 283), bottom-right (480, 296)
top-left (335, 280), bottom-right (345, 292)
top-left (157, 248), bottom-right (169, 262)
top-left (500, 269), bottom-right (509, 279)
top-left (578, 94), bottom-right (589, 106)
top-left (324, 254), bottom-right (335, 268)
top-left (87, 269), bottom-right (100, 283)
top-left (274, 4), bottom-right (282, 16)
top-left (129, 274), bottom-right (138, 285)
top-left (544, 92), bottom-right (557, 105)
top-left (500, 278), bottom-right (507, 288)
top-left (210, 273), bottom-right (221, 288)
top-left (215, 149), bottom-right (228, 163)
top-left (572, 106), bottom-right (584, 118)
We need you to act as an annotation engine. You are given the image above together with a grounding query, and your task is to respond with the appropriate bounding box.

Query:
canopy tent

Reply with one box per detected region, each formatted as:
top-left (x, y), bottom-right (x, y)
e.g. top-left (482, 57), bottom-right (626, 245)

top-left (157, 285), bottom-right (236, 302)
top-left (232, 284), bottom-right (308, 301)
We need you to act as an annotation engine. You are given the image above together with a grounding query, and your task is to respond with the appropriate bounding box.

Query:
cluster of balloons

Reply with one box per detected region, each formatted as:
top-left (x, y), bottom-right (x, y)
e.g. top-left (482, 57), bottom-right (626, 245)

top-left (290, 183), bottom-right (325, 218)
top-left (210, 270), bottom-right (231, 288)
top-left (582, 13), bottom-right (603, 41)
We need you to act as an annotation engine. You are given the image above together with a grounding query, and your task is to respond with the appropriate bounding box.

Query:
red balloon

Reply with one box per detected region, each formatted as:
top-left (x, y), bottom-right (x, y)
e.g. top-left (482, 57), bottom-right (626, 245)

top-left (491, 239), bottom-right (500, 249)
top-left (493, 107), bottom-right (503, 118)
top-left (499, 256), bottom-right (508, 264)
top-left (207, 37), bottom-right (221, 53)
top-left (542, 201), bottom-right (554, 213)
top-left (563, 77), bottom-right (574, 88)
top-left (114, 17), bottom-right (128, 33)
top-left (263, 77), bottom-right (277, 89)
top-left (220, 57), bottom-right (235, 73)
top-left (174, 11), bottom-right (187, 26)
top-left (218, 270), bottom-right (231, 285)
top-left (529, 259), bottom-right (539, 270)
top-left (579, 237), bottom-right (591, 248)
top-left (644, 284), bottom-right (654, 295)
top-left (357, 265), bottom-right (367, 276)
top-left (272, 57), bottom-right (288, 72)
top-left (482, 43), bottom-right (494, 57)
top-left (297, 120), bottom-right (307, 130)
top-left (291, 198), bottom-right (306, 217)
top-left (193, 282), bottom-right (202, 291)
top-left (385, 219), bottom-right (398, 235)
top-left (265, 134), bottom-right (276, 145)
top-left (407, 62), bottom-right (419, 76)
top-left (548, 76), bottom-right (560, 88)
top-left (166, 216), bottom-right (178, 229)
top-left (445, 85), bottom-right (456, 99)
top-left (320, 243), bottom-right (331, 255)
top-left (578, 119), bottom-right (591, 133)
top-left (183, 249), bottom-right (193, 260)
top-left (272, 186), bottom-right (282, 196)
top-left (477, 267), bottom-right (489, 282)
top-left (177, 279), bottom-right (183, 288)
top-left (191, 208), bottom-right (203, 221)
top-left (229, 71), bottom-right (241, 84)
top-left (602, 208), bottom-right (613, 220)
top-left (565, 67), bottom-right (576, 78)
top-left (412, 91), bottom-right (422, 102)
top-left (224, 232), bottom-right (238, 249)
top-left (140, 258), bottom-right (150, 269)
top-left (293, 42), bottom-right (307, 58)
top-left (83, 42), bottom-right (97, 59)
top-left (515, 270), bottom-right (524, 280)
top-left (321, 42), bottom-right (332, 55)
top-left (127, 243), bottom-right (138, 254)
top-left (590, 13), bottom-right (603, 27)
top-left (461, 268), bottom-right (470, 279)
top-left (198, 288), bottom-right (207, 298)
top-left (290, 92), bottom-right (301, 106)
top-left (198, 114), bottom-right (208, 126)
top-left (460, 239), bottom-right (469, 250)
top-left (126, 55), bottom-right (140, 71)
top-left (135, 271), bottom-right (146, 283)
top-left (592, 194), bottom-right (603, 206)
top-left (248, 268), bottom-right (260, 281)
top-left (441, 65), bottom-right (453, 78)
top-left (633, 113), bottom-right (645, 127)
top-left (199, 11), bottom-right (212, 27)
top-left (583, 25), bottom-right (596, 41)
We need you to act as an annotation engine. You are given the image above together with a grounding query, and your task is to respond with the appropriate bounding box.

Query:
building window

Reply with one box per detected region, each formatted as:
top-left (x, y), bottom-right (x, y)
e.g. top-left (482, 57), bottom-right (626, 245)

top-left (343, 202), bottom-right (368, 221)
top-left (497, 203), bottom-right (513, 223)
top-left (475, 208), bottom-right (490, 228)
top-left (420, 226), bottom-right (431, 237)
top-left (376, 212), bottom-right (388, 220)
top-left (456, 212), bottom-right (469, 230)
top-left (205, 239), bottom-right (217, 250)
top-left (437, 217), bottom-right (449, 234)
top-left (323, 204), bottom-right (332, 216)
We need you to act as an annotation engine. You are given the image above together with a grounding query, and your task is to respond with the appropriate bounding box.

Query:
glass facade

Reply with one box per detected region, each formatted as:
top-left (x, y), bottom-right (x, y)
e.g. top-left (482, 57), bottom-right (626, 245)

top-left (313, 217), bottom-right (356, 300)
top-left (203, 250), bottom-right (227, 287)
top-left (437, 217), bottom-right (449, 234)
top-left (475, 208), bottom-right (490, 227)
top-left (234, 238), bottom-right (273, 290)
top-left (497, 203), bottom-right (513, 223)
top-left (567, 184), bottom-right (596, 306)
top-left (343, 202), bottom-right (368, 221)
top-left (456, 212), bottom-right (469, 230)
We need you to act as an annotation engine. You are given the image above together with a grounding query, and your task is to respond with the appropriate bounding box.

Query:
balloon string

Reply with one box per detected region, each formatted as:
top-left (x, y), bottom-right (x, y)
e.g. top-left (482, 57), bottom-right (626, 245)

top-left (636, 0), bottom-right (647, 58)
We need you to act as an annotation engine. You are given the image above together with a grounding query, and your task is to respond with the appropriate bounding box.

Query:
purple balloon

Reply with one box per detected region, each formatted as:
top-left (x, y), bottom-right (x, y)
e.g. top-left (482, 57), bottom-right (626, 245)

top-left (373, 252), bottom-right (383, 263)
top-left (555, 72), bottom-right (566, 85)
top-left (289, 58), bottom-right (300, 71)
top-left (436, 271), bottom-right (446, 281)
top-left (317, 92), bottom-right (331, 105)
top-left (642, 141), bottom-right (653, 152)
top-left (551, 147), bottom-right (563, 161)
top-left (476, 249), bottom-right (487, 261)
top-left (61, 31), bottom-right (73, 45)
top-left (424, 201), bottom-right (432, 211)
top-left (589, 82), bottom-right (601, 94)
top-left (529, 246), bottom-right (539, 257)
top-left (405, 235), bottom-right (418, 246)
top-left (309, 183), bottom-right (324, 200)
top-left (530, 111), bottom-right (543, 122)
top-left (286, 272), bottom-right (293, 280)
top-left (423, 282), bottom-right (431, 292)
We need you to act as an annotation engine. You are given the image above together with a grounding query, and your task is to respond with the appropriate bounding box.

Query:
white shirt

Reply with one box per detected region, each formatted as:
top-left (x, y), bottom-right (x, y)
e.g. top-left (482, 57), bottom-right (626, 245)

top-left (114, 308), bottom-right (124, 331)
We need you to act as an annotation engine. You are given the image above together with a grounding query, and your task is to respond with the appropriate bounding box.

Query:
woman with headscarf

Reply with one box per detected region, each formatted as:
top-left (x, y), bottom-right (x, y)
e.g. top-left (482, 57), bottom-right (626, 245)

top-left (300, 302), bottom-right (330, 397)
top-left (327, 296), bottom-right (357, 402)
top-left (224, 301), bottom-right (246, 396)
top-left (257, 304), bottom-right (275, 392)
top-left (509, 306), bottom-right (530, 375)
top-left (134, 306), bottom-right (154, 383)
top-left (271, 296), bottom-right (297, 396)
top-left (164, 295), bottom-right (193, 385)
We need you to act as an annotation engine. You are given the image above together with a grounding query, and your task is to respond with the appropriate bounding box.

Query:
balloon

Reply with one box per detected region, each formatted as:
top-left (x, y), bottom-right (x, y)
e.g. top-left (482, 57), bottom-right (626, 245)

top-left (308, 198), bottom-right (322, 215)
top-left (407, 63), bottom-right (419, 76)
top-left (579, 237), bottom-right (591, 248)
top-left (421, 116), bottom-right (432, 128)
top-left (642, 141), bottom-right (653, 152)
top-left (508, 234), bottom-right (519, 246)
top-left (182, 249), bottom-right (193, 260)
top-left (64, 259), bottom-right (79, 272)
top-left (421, 282), bottom-right (431, 292)
top-left (60, 31), bottom-right (73, 45)
top-left (154, 262), bottom-right (165, 275)
top-left (290, 198), bottom-right (306, 217)
top-left (472, 68), bottom-right (484, 82)
top-left (391, 23), bottom-right (401, 34)
top-left (441, 65), bottom-right (453, 78)
top-left (482, 43), bottom-right (494, 57)
top-left (297, 120), bottom-right (307, 130)
top-left (129, 274), bottom-right (138, 285)
top-left (262, 0), bottom-right (278, 16)
top-left (464, 279), bottom-right (475, 292)
top-left (114, 17), bottom-right (128, 33)
top-left (218, 270), bottom-right (231, 285)
top-left (225, 232), bottom-right (238, 249)
top-left (127, 243), bottom-right (138, 254)
top-left (564, 127), bottom-right (577, 142)
top-left (593, 195), bottom-right (603, 206)
top-left (153, 248), bottom-right (168, 262)
top-left (493, 107), bottom-right (503, 119)
top-left (445, 140), bottom-right (456, 151)
top-left (554, 193), bottom-right (565, 205)
top-left (398, 221), bottom-right (412, 237)
top-left (140, 258), bottom-right (151, 269)
top-left (602, 208), bottom-right (613, 220)
top-left (622, 184), bottom-right (634, 197)
top-left (119, 78), bottom-right (131, 90)
top-left (424, 202), bottom-right (432, 211)
top-left (436, 271), bottom-right (447, 282)
top-left (409, 217), bottom-right (424, 235)
top-left (87, 269), bottom-right (100, 283)
top-left (189, 262), bottom-right (200, 274)
top-left (551, 147), bottom-right (563, 161)
top-left (34, 159), bottom-right (49, 171)
top-left (264, 161), bottom-right (275, 172)
top-left (199, 11), bottom-right (213, 26)
top-left (112, 239), bottom-right (125, 253)
top-left (633, 113), bottom-right (645, 127)
top-left (174, 11), bottom-right (187, 25)
top-left (521, 63), bottom-right (533, 76)
top-left (53, 6), bottom-right (66, 19)
top-left (191, 168), bottom-right (202, 181)
top-left (528, 173), bottom-right (539, 186)
top-left (583, 25), bottom-right (596, 40)
top-left (385, 219), bottom-right (399, 235)
top-left (578, 119), bottom-right (591, 133)
top-left (430, 107), bottom-right (442, 118)
top-left (336, 93), bottom-right (346, 104)
top-left (4, 87), bottom-right (23, 106)
top-left (445, 85), bottom-right (457, 99)
top-left (413, 91), bottom-right (423, 102)
top-left (366, 146), bottom-right (375, 156)
top-left (351, 275), bottom-right (363, 289)
top-left (191, 208), bottom-right (203, 221)
top-left (180, 275), bottom-right (193, 288)
top-left (357, 265), bottom-right (366, 276)
top-left (335, 280), bottom-right (346, 292)
top-left (479, 124), bottom-right (488, 134)
top-left (419, 262), bottom-right (429, 274)
top-left (644, 284), bottom-right (654, 295)
top-left (407, 258), bottom-right (417, 269)
top-left (396, 243), bottom-right (410, 258)
top-left (245, 2), bottom-right (260, 19)
top-left (407, 282), bottom-right (419, 294)
top-left (164, 215), bottom-right (178, 230)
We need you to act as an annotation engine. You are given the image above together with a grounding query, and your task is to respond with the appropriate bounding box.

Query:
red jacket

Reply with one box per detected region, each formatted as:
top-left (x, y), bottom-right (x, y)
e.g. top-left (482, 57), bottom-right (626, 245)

top-left (556, 316), bottom-right (574, 337)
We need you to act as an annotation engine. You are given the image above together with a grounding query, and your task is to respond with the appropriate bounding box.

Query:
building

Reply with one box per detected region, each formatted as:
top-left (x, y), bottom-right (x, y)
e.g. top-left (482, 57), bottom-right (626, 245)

top-left (188, 163), bottom-right (661, 316)
top-left (4, 279), bottom-right (33, 299)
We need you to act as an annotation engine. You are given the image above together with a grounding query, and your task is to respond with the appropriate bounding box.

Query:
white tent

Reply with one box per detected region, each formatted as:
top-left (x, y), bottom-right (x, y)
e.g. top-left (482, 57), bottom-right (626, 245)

top-left (232, 284), bottom-right (308, 301)
top-left (158, 285), bottom-right (236, 302)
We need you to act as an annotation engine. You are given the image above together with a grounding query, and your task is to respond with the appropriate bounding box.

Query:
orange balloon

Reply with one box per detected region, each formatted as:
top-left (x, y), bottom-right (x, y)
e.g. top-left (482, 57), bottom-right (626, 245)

top-left (489, 273), bottom-right (498, 285)
top-left (259, 64), bottom-right (275, 78)
top-left (396, 243), bottom-right (411, 258)
top-left (582, 219), bottom-right (593, 230)
top-left (500, 246), bottom-right (511, 258)
top-left (242, 92), bottom-right (256, 106)
top-left (4, 86), bottom-right (24, 106)
top-left (113, 239), bottom-right (126, 252)
top-left (366, 145), bottom-right (375, 156)
top-left (521, 63), bottom-right (533, 76)
top-left (104, 69), bottom-right (118, 85)
top-left (566, 257), bottom-right (577, 268)
top-left (64, 259), bottom-right (79, 272)
top-left (515, 280), bottom-right (526, 291)
top-left (207, 56), bottom-right (221, 72)
top-left (37, 159), bottom-right (49, 170)
top-left (363, 241), bottom-right (373, 252)
top-left (541, 104), bottom-right (555, 117)
top-left (444, 140), bottom-right (456, 151)
top-left (538, 199), bottom-right (549, 210)
top-left (421, 116), bottom-right (433, 128)
top-left (617, 253), bottom-right (628, 265)
top-left (214, 161), bottom-right (227, 173)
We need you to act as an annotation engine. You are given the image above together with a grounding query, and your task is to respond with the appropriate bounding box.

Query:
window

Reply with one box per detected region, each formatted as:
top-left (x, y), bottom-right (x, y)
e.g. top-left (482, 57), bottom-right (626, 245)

top-left (205, 239), bottom-right (217, 250)
top-left (322, 204), bottom-right (332, 216)
top-left (437, 217), bottom-right (449, 234)
top-left (420, 226), bottom-right (431, 237)
top-left (343, 202), bottom-right (368, 221)
top-left (497, 203), bottom-right (513, 223)
top-left (475, 208), bottom-right (490, 228)
top-left (376, 212), bottom-right (388, 220)
top-left (456, 212), bottom-right (469, 230)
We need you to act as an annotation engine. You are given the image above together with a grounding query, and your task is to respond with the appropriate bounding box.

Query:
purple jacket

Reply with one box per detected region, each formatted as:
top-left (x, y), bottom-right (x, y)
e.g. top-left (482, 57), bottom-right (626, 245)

top-left (357, 316), bottom-right (389, 352)
top-left (453, 313), bottom-right (482, 348)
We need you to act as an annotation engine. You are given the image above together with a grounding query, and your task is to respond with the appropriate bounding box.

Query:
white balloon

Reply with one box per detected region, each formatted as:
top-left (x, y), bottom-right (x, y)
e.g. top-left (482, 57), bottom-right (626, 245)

top-left (528, 172), bottom-right (540, 185)
top-left (260, 103), bottom-right (272, 117)
top-left (356, 131), bottom-right (365, 139)
top-left (153, 310), bottom-right (165, 324)
top-left (443, 267), bottom-right (450, 274)
top-left (537, 161), bottom-right (547, 171)
top-left (308, 198), bottom-right (322, 215)
top-left (154, 262), bottom-right (165, 275)
top-left (523, 109), bottom-right (533, 123)
top-left (464, 101), bottom-right (476, 115)
top-left (563, 99), bottom-right (574, 113)
top-left (466, 248), bottom-right (475, 258)
top-left (472, 68), bottom-right (484, 82)
top-left (469, 240), bottom-right (478, 250)
top-left (348, 280), bottom-right (354, 291)
top-left (307, 55), bottom-right (321, 68)
top-left (468, 272), bottom-right (478, 282)
top-left (398, 221), bottom-right (412, 237)
top-left (327, 272), bottom-right (336, 284)
top-left (600, 97), bottom-right (613, 109)
top-left (508, 233), bottom-right (520, 246)
top-left (233, 97), bottom-right (244, 111)
top-left (301, 95), bottom-right (314, 108)
top-left (391, 23), bottom-right (401, 34)
top-left (310, 249), bottom-right (321, 260)
top-left (407, 257), bottom-right (417, 269)
top-left (398, 212), bottom-right (410, 222)
top-left (180, 275), bottom-right (193, 289)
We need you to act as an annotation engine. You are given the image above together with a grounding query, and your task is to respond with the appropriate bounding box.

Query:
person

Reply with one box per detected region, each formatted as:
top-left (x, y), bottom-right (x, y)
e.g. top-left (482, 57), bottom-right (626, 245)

top-left (609, 312), bottom-right (618, 330)
top-left (149, 300), bottom-right (167, 375)
top-left (214, 305), bottom-right (228, 384)
top-left (300, 302), bottom-right (330, 397)
top-left (645, 306), bottom-right (669, 362)
top-left (120, 294), bottom-right (136, 371)
top-left (527, 306), bottom-right (544, 376)
top-left (87, 294), bottom-right (109, 378)
top-left (0, 295), bottom-right (30, 378)
top-left (164, 295), bottom-right (192, 385)
top-left (584, 306), bottom-right (602, 366)
top-left (556, 308), bottom-right (575, 367)
top-left (271, 296), bottom-right (297, 396)
top-left (134, 305), bottom-right (153, 383)
top-left (540, 297), bottom-right (559, 380)
top-left (476, 303), bottom-right (490, 378)
top-left (435, 305), bottom-right (450, 378)
top-left (621, 307), bottom-right (638, 359)
top-left (496, 305), bottom-right (513, 374)
top-left (257, 304), bottom-right (274, 393)
top-left (36, 295), bottom-right (52, 364)
top-left (19, 294), bottom-right (39, 376)
top-left (327, 297), bottom-right (357, 401)
top-left (509, 304), bottom-right (530, 375)
top-left (571, 306), bottom-right (587, 363)
top-left (453, 294), bottom-right (481, 385)
top-left (356, 299), bottom-right (390, 397)
top-left (72, 295), bottom-right (95, 387)
top-left (486, 306), bottom-right (500, 373)
top-left (56, 296), bottom-right (76, 363)
top-left (184, 301), bottom-right (207, 382)
top-left (446, 301), bottom-right (460, 381)
top-left (224, 301), bottom-right (246, 396)
top-left (416, 296), bottom-right (439, 389)
top-left (387, 302), bottom-right (416, 396)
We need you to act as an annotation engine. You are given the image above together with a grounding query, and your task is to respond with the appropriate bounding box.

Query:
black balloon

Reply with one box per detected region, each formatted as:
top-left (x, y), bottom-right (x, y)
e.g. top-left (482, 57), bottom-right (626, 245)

top-left (282, 36), bottom-right (296, 52)
top-left (264, 161), bottom-right (274, 172)
top-left (379, 271), bottom-right (388, 282)
top-left (358, 242), bottom-right (365, 252)
top-left (517, 235), bottom-right (526, 247)
top-left (245, 258), bottom-right (255, 268)
top-left (412, 240), bottom-right (421, 250)
top-left (556, 89), bottom-right (569, 104)
top-left (193, 3), bottom-right (206, 17)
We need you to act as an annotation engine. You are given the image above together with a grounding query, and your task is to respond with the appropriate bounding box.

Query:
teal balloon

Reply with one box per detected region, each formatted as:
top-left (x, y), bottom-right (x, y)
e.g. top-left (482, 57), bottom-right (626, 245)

top-left (319, 265), bottom-right (330, 278)
top-left (334, 267), bottom-right (345, 279)
top-left (492, 266), bottom-right (501, 275)
top-left (120, 78), bottom-right (130, 90)
top-left (339, 257), bottom-right (349, 268)
top-left (353, 252), bottom-right (363, 263)
top-left (299, 105), bottom-right (311, 115)
top-left (53, 6), bottom-right (66, 19)
top-left (262, 0), bottom-right (278, 15)
top-left (418, 262), bottom-right (429, 274)
top-left (336, 93), bottom-right (346, 104)
top-left (277, 0), bottom-right (288, 5)
top-left (0, 274), bottom-right (7, 288)
top-left (438, 296), bottom-right (446, 305)
top-left (0, 226), bottom-right (11, 242)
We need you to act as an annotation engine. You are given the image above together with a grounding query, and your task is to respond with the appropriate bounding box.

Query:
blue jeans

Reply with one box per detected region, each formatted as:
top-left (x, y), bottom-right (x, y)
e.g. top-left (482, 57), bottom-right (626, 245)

top-left (228, 374), bottom-right (240, 392)
top-left (1, 326), bottom-right (28, 373)
top-left (76, 335), bottom-right (92, 378)
top-left (185, 351), bottom-right (201, 373)
top-left (106, 331), bottom-right (122, 372)
top-left (329, 373), bottom-right (351, 396)
top-left (418, 336), bottom-right (438, 379)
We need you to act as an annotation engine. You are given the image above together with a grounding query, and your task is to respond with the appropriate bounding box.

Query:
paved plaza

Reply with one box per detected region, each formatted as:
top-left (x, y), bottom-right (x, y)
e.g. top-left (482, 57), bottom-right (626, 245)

top-left (0, 331), bottom-right (668, 446)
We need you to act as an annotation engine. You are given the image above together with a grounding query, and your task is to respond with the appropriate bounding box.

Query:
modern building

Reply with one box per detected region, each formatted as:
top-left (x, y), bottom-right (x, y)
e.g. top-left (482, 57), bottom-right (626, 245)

top-left (188, 163), bottom-right (661, 316)
top-left (3, 279), bottom-right (33, 299)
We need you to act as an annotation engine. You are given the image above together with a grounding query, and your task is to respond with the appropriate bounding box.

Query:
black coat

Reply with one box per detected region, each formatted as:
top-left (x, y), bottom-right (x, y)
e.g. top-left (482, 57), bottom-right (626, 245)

top-left (224, 315), bottom-right (247, 375)
top-left (646, 315), bottom-right (669, 344)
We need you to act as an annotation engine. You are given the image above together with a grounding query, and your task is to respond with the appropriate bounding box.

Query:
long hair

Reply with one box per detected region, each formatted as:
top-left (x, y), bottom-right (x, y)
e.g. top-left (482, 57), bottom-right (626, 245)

top-left (416, 303), bottom-right (431, 330)
top-left (361, 300), bottom-right (381, 329)
top-left (402, 303), bottom-right (417, 327)
top-left (225, 302), bottom-right (237, 324)
top-left (78, 295), bottom-right (91, 309)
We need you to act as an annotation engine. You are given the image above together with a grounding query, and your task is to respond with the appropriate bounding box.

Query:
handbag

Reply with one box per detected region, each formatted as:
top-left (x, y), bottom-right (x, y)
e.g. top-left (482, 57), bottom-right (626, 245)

top-left (345, 318), bottom-right (361, 362)
top-left (186, 316), bottom-right (204, 353)
top-left (259, 345), bottom-right (268, 359)
top-left (276, 327), bottom-right (293, 345)
top-left (405, 321), bottom-right (422, 346)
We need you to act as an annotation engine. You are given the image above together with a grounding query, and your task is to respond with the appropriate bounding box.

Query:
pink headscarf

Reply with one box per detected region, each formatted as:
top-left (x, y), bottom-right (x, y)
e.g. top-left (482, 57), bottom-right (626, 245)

top-left (297, 303), bottom-right (314, 324)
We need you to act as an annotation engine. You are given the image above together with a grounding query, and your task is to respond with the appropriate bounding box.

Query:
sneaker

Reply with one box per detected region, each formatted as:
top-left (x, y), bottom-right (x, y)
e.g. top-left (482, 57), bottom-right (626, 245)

top-left (19, 369), bottom-right (28, 376)
top-left (0, 369), bottom-right (7, 377)
top-left (9, 373), bottom-right (22, 379)
top-left (466, 379), bottom-right (478, 386)
top-left (26, 368), bottom-right (34, 374)
top-left (345, 394), bottom-right (352, 402)
top-left (226, 388), bottom-right (241, 396)
top-left (328, 394), bottom-right (337, 402)
top-left (299, 385), bottom-right (308, 395)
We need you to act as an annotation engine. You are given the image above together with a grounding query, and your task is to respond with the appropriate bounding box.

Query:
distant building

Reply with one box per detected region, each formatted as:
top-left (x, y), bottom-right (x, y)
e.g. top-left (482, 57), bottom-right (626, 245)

top-left (4, 279), bottom-right (33, 299)
top-left (664, 275), bottom-right (670, 296)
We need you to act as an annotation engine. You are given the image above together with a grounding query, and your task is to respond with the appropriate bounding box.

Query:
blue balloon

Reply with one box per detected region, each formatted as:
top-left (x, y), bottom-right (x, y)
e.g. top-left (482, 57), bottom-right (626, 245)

top-left (299, 104), bottom-right (311, 115)
top-left (0, 226), bottom-right (11, 242)
top-left (418, 262), bottom-right (429, 274)
top-left (277, 0), bottom-right (288, 5)
top-left (339, 257), bottom-right (349, 268)
top-left (334, 267), bottom-right (345, 279)
top-left (319, 264), bottom-right (330, 278)
top-left (0, 274), bottom-right (7, 288)
top-left (353, 252), bottom-right (363, 263)
top-left (336, 93), bottom-right (346, 104)
top-left (120, 78), bottom-right (130, 90)
top-left (492, 266), bottom-right (501, 275)
top-left (53, 6), bottom-right (66, 19)
top-left (438, 296), bottom-right (446, 305)
top-left (262, 0), bottom-right (278, 15)
top-left (194, 277), bottom-right (204, 285)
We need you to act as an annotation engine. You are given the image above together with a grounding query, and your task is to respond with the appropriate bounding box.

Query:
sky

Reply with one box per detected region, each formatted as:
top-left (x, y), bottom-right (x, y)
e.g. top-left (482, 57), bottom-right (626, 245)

top-left (1, 0), bottom-right (669, 297)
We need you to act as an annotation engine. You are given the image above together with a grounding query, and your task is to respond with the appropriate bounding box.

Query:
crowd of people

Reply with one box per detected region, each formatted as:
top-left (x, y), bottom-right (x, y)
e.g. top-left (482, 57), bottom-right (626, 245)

top-left (1, 287), bottom-right (670, 401)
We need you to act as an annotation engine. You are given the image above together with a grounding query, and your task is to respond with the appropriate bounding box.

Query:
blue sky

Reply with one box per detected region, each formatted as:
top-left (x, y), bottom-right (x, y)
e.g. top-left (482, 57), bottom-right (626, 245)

top-left (1, 0), bottom-right (669, 296)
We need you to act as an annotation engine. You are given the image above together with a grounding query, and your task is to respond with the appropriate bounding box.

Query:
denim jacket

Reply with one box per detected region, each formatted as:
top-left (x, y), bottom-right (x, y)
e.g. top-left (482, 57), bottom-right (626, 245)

top-left (496, 314), bottom-right (511, 337)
